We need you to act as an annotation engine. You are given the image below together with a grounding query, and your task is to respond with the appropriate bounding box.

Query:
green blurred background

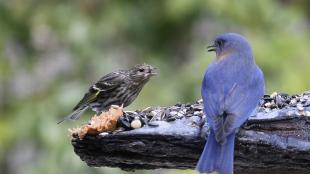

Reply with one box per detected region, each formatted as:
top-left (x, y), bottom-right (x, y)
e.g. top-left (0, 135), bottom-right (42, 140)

top-left (0, 0), bottom-right (310, 174)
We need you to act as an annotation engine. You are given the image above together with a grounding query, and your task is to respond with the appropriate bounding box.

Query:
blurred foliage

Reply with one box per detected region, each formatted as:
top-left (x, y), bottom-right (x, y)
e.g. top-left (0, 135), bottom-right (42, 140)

top-left (0, 0), bottom-right (310, 174)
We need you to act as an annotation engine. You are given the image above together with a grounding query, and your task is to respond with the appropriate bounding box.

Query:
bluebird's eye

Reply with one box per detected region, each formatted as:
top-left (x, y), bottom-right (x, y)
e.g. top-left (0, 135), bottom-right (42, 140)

top-left (216, 39), bottom-right (225, 48)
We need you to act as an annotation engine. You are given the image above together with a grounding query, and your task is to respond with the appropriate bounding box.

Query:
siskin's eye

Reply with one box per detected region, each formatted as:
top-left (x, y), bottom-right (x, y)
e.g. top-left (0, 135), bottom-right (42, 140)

top-left (138, 68), bottom-right (145, 72)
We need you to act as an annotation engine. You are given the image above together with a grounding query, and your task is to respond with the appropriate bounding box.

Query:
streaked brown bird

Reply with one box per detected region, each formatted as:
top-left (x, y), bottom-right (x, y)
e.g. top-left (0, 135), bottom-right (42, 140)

top-left (58, 64), bottom-right (157, 124)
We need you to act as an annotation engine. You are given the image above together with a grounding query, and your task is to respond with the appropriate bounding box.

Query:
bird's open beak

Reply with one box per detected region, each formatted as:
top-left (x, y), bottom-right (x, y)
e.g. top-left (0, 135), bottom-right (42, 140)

top-left (149, 67), bottom-right (158, 76)
top-left (207, 44), bottom-right (216, 52)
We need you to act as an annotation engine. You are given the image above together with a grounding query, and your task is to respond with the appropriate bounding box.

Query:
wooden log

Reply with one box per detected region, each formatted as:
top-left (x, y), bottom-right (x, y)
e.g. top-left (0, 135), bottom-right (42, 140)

top-left (71, 92), bottom-right (310, 173)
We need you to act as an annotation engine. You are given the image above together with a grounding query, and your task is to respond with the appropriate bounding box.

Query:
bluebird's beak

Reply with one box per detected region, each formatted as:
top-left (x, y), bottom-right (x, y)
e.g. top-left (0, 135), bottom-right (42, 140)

top-left (207, 44), bottom-right (216, 52)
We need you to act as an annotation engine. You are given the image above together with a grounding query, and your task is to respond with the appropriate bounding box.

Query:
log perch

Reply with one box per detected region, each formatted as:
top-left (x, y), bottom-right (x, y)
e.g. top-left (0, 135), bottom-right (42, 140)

top-left (71, 92), bottom-right (310, 174)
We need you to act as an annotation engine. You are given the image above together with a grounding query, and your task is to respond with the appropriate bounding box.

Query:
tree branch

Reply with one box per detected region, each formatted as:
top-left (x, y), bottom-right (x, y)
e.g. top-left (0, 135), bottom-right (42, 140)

top-left (71, 92), bottom-right (310, 173)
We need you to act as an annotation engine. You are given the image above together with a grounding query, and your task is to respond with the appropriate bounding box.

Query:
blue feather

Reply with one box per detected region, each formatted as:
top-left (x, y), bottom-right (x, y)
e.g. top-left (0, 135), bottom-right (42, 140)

top-left (197, 130), bottom-right (235, 174)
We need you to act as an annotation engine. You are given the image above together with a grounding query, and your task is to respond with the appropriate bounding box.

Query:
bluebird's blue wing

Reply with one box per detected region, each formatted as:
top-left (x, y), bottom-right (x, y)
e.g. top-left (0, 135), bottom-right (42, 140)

top-left (223, 66), bottom-right (265, 135)
top-left (201, 69), bottom-right (225, 128)
top-left (201, 66), bottom-right (229, 144)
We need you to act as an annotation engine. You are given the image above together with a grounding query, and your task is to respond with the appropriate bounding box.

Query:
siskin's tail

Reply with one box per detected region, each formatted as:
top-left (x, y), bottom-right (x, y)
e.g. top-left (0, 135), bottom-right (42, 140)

top-left (196, 130), bottom-right (236, 174)
top-left (57, 105), bottom-right (89, 124)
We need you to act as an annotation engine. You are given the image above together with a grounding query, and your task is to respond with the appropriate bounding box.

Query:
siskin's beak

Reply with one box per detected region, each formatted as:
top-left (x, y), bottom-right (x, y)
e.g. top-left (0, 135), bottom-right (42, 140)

top-left (149, 67), bottom-right (158, 76)
top-left (207, 44), bottom-right (216, 52)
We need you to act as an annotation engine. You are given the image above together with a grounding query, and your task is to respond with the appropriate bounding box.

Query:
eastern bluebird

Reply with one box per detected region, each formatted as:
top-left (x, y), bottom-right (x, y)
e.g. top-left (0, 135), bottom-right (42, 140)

top-left (196, 33), bottom-right (265, 174)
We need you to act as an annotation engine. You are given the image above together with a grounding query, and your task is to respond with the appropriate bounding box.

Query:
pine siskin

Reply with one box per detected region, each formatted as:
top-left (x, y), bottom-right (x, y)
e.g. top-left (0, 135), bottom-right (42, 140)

top-left (58, 64), bottom-right (157, 124)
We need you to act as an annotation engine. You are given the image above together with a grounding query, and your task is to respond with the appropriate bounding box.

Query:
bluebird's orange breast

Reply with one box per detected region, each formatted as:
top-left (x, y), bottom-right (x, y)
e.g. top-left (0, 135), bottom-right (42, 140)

top-left (217, 49), bottom-right (233, 61)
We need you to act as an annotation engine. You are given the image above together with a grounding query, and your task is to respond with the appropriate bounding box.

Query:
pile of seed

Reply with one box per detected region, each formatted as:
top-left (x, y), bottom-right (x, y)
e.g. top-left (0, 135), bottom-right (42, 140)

top-left (118, 91), bottom-right (310, 131)
top-left (259, 91), bottom-right (310, 116)
top-left (118, 99), bottom-right (204, 130)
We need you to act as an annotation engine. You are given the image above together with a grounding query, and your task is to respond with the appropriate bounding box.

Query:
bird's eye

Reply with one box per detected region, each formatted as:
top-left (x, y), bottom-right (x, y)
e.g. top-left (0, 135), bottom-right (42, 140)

top-left (139, 68), bottom-right (144, 72)
top-left (216, 39), bottom-right (225, 47)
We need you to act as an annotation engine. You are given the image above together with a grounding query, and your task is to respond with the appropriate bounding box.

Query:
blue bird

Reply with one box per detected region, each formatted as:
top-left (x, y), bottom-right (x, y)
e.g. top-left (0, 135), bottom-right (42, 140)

top-left (196, 33), bottom-right (265, 174)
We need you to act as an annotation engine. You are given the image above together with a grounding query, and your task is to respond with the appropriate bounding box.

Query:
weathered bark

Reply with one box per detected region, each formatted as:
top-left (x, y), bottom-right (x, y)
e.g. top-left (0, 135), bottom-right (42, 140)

top-left (71, 93), bottom-right (310, 174)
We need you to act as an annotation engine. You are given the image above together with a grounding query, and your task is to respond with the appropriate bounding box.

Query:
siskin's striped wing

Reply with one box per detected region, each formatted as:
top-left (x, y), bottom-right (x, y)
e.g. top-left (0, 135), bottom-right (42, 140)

top-left (72, 71), bottom-right (127, 110)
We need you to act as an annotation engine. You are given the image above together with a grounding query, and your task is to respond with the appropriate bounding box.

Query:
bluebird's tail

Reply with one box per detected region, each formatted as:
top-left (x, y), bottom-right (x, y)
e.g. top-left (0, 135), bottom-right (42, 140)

top-left (57, 105), bottom-right (89, 124)
top-left (196, 130), bottom-right (236, 174)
